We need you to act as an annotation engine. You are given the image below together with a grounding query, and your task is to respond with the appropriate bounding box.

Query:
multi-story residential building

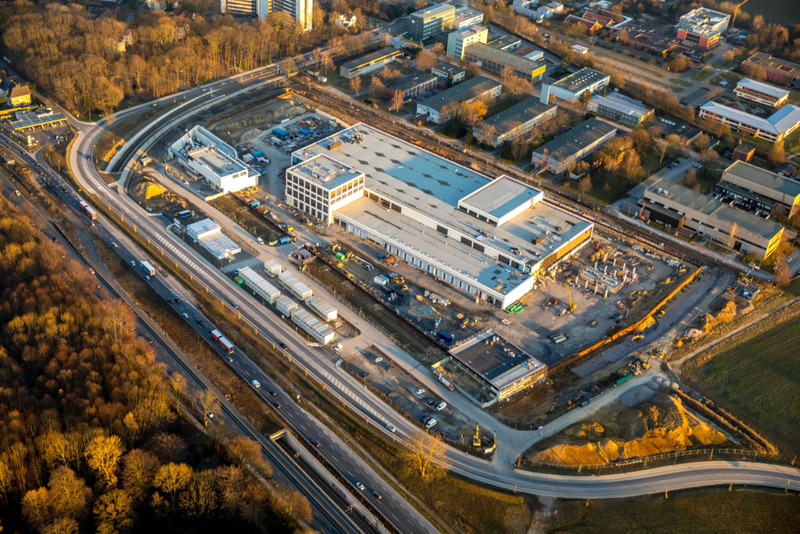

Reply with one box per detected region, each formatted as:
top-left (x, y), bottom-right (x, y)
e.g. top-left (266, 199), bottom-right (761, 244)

top-left (676, 7), bottom-right (729, 48)
top-left (409, 3), bottom-right (455, 41)
top-left (473, 93), bottom-right (557, 147)
top-left (221, 0), bottom-right (311, 32)
top-left (462, 42), bottom-right (546, 82)
top-left (530, 118), bottom-right (616, 174)
top-left (587, 92), bottom-right (654, 125)
top-left (733, 78), bottom-right (790, 107)
top-left (339, 47), bottom-right (403, 79)
top-left (447, 26), bottom-right (488, 60)
top-left (549, 68), bottom-right (610, 103)
top-left (416, 76), bottom-right (502, 124)
top-left (698, 100), bottom-right (800, 143)
top-left (740, 53), bottom-right (800, 88)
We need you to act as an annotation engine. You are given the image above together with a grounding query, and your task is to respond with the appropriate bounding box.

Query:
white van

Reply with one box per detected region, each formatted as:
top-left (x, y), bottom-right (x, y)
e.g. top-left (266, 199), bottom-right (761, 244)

top-left (425, 418), bottom-right (437, 429)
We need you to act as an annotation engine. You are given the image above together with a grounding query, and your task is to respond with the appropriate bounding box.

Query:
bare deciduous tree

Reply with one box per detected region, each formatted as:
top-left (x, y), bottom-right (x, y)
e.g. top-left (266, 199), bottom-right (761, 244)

top-left (86, 435), bottom-right (124, 489)
top-left (404, 432), bottom-right (448, 478)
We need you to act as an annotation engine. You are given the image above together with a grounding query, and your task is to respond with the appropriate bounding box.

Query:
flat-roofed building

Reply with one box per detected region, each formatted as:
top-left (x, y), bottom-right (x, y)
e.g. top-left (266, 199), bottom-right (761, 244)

top-left (409, 3), bottom-right (455, 41)
top-left (733, 78), bottom-right (790, 108)
top-left (564, 15), bottom-right (603, 33)
top-left (732, 143), bottom-right (755, 162)
top-left (462, 42), bottom-right (546, 82)
top-left (698, 100), bottom-right (800, 143)
top-left (487, 34), bottom-right (521, 52)
top-left (285, 153), bottom-right (365, 224)
top-left (339, 47), bottom-right (403, 79)
top-left (531, 118), bottom-right (617, 174)
top-left (642, 179), bottom-right (783, 260)
top-left (473, 95), bottom-right (557, 147)
top-left (715, 160), bottom-right (800, 218)
top-left (453, 5), bottom-right (484, 29)
top-left (740, 52), bottom-right (800, 88)
top-left (587, 92), bottom-right (654, 125)
top-left (169, 125), bottom-right (257, 193)
top-left (447, 26), bottom-right (488, 60)
top-left (431, 61), bottom-right (466, 87)
top-left (416, 76), bottom-right (502, 124)
top-left (616, 23), bottom-right (679, 57)
top-left (449, 330), bottom-right (546, 401)
top-left (677, 7), bottom-right (729, 48)
top-left (185, 219), bottom-right (242, 260)
top-left (291, 124), bottom-right (594, 308)
top-left (394, 73), bottom-right (438, 99)
top-left (550, 68), bottom-right (610, 103)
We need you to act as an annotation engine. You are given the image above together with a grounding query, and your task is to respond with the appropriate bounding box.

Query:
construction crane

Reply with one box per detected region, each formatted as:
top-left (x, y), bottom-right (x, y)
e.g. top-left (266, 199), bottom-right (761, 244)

top-left (729, 0), bottom-right (749, 34)
top-left (565, 283), bottom-right (576, 312)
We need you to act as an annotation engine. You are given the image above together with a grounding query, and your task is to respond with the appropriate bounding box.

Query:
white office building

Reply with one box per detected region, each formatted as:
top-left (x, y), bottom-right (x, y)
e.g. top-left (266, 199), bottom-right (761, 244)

top-left (169, 125), bottom-right (257, 193)
top-left (285, 152), bottom-right (366, 224)
top-left (447, 26), bottom-right (489, 60)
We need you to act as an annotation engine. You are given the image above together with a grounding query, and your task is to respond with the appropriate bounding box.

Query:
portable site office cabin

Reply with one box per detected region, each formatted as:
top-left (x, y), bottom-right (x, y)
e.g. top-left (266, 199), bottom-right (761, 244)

top-left (276, 296), bottom-right (299, 317)
top-left (292, 309), bottom-right (335, 344)
top-left (264, 259), bottom-right (283, 277)
top-left (238, 266), bottom-right (281, 304)
top-left (279, 271), bottom-right (313, 300)
top-left (307, 296), bottom-right (338, 322)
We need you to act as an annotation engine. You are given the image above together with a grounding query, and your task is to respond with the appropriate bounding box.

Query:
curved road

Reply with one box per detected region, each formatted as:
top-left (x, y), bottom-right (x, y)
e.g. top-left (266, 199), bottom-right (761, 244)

top-left (37, 68), bottom-right (800, 514)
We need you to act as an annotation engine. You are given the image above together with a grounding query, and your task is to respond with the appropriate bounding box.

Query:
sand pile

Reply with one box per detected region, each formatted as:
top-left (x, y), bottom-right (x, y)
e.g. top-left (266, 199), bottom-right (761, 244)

top-left (130, 179), bottom-right (186, 209)
top-left (532, 394), bottom-right (728, 465)
top-left (240, 128), bottom-right (262, 142)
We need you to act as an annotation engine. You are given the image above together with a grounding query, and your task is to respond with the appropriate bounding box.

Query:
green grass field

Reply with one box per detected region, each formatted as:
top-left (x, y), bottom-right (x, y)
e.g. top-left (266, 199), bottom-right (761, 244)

top-left (547, 488), bottom-right (800, 534)
top-left (743, 0), bottom-right (800, 25)
top-left (687, 311), bottom-right (800, 451)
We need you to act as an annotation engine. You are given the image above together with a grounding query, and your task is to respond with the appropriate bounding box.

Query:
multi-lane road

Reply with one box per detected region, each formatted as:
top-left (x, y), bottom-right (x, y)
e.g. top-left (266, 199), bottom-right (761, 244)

top-left (8, 63), bottom-right (800, 531)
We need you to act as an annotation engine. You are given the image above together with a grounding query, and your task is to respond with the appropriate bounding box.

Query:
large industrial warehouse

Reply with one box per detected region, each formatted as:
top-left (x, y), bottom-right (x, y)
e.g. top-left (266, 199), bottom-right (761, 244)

top-left (287, 124), bottom-right (593, 309)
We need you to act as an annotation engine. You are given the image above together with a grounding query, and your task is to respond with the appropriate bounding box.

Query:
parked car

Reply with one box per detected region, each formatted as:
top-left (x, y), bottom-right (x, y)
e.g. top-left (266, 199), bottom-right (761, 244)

top-left (415, 388), bottom-right (425, 395)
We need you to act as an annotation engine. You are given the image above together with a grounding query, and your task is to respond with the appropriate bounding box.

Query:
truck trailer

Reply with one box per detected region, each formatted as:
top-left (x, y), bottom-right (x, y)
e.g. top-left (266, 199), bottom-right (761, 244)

top-left (210, 329), bottom-right (234, 354)
top-left (140, 261), bottom-right (155, 277)
top-left (79, 200), bottom-right (97, 220)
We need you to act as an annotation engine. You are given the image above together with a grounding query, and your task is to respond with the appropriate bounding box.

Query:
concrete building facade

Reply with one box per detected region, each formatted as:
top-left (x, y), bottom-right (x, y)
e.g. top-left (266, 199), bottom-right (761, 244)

top-left (549, 68), bottom-right (610, 103)
top-left (339, 47), bottom-right (403, 79)
top-left (409, 3), bottom-right (455, 41)
top-left (473, 94), bottom-right (557, 147)
top-left (676, 7), bottom-right (729, 48)
top-left (715, 160), bottom-right (800, 218)
top-left (698, 100), bottom-right (800, 143)
top-left (447, 26), bottom-right (488, 60)
top-left (587, 92), bottom-right (654, 125)
top-left (740, 53), bottom-right (800, 88)
top-left (733, 78), bottom-right (790, 108)
top-left (462, 42), bottom-right (546, 82)
top-left (416, 76), bottom-right (502, 124)
top-left (531, 118), bottom-right (617, 174)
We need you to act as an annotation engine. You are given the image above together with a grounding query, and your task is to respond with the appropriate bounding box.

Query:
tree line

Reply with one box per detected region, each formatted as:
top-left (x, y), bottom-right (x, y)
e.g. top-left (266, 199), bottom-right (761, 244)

top-left (0, 0), bottom-right (377, 115)
top-left (0, 199), bottom-right (311, 533)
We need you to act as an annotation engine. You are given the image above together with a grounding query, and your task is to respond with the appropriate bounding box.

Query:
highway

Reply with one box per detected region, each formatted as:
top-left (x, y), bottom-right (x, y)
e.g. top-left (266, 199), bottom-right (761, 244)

top-left (0, 139), bottom-right (374, 534)
top-left (10, 60), bottom-right (800, 530)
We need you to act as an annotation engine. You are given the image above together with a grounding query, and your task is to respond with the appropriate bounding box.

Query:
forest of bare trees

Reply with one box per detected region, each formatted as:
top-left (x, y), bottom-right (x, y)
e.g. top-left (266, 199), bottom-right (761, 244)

top-left (0, 199), bottom-right (311, 532)
top-left (0, 0), bottom-right (376, 115)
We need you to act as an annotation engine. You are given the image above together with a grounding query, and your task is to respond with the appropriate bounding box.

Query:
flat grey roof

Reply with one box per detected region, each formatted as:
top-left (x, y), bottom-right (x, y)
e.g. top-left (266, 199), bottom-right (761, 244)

top-left (450, 330), bottom-right (545, 389)
top-left (723, 160), bottom-right (800, 199)
top-left (589, 93), bottom-right (653, 118)
top-left (553, 67), bottom-right (610, 94)
top-left (417, 76), bottom-right (502, 112)
top-left (534, 118), bottom-right (616, 162)
top-left (480, 96), bottom-right (556, 134)
top-left (201, 232), bottom-right (241, 257)
top-left (289, 153), bottom-right (363, 190)
top-left (644, 180), bottom-right (783, 240)
top-left (464, 42), bottom-right (543, 74)
top-left (394, 72), bottom-right (438, 92)
top-left (340, 47), bottom-right (401, 71)
top-left (487, 34), bottom-right (521, 51)
top-left (411, 2), bottom-right (454, 19)
top-left (432, 61), bottom-right (465, 75)
top-left (296, 124), bottom-right (592, 279)
top-left (188, 146), bottom-right (244, 176)
top-left (460, 175), bottom-right (542, 218)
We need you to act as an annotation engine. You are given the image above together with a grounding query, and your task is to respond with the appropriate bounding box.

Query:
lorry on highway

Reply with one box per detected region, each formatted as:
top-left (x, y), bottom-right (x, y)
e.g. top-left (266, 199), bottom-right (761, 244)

top-left (174, 209), bottom-right (196, 219)
top-left (140, 261), bottom-right (156, 278)
top-left (210, 329), bottom-right (235, 354)
top-left (79, 200), bottom-right (97, 220)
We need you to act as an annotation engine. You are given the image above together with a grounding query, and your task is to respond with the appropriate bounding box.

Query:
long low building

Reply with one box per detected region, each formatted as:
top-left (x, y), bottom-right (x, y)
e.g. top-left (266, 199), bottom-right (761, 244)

top-left (307, 295), bottom-right (338, 322)
top-left (185, 219), bottom-right (241, 260)
top-left (279, 271), bottom-right (313, 300)
top-left (587, 92), bottom-right (654, 126)
top-left (339, 47), bottom-right (403, 79)
top-left (641, 179), bottom-right (784, 260)
top-left (473, 94), bottom-right (557, 147)
top-left (698, 100), bottom-right (800, 143)
top-left (714, 160), bottom-right (800, 218)
top-left (462, 42), bottom-right (546, 82)
top-left (289, 124), bottom-right (593, 309)
top-left (733, 78), bottom-right (790, 108)
top-left (394, 73), bottom-right (438, 100)
top-left (530, 118), bottom-right (617, 174)
top-left (416, 76), bottom-right (502, 124)
top-left (550, 68), bottom-right (610, 103)
top-left (740, 52), bottom-right (800, 88)
top-left (449, 330), bottom-right (546, 402)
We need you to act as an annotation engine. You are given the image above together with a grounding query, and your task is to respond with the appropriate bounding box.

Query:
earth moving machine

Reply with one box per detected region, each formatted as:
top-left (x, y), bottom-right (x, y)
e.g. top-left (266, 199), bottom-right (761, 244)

top-left (473, 425), bottom-right (481, 447)
top-left (565, 283), bottom-right (576, 312)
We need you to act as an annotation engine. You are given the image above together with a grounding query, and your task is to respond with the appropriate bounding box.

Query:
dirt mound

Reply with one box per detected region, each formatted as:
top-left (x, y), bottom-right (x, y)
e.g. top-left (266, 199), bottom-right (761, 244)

top-left (130, 178), bottom-right (186, 210)
top-left (239, 128), bottom-right (262, 142)
top-left (636, 316), bottom-right (656, 331)
top-left (532, 394), bottom-right (728, 465)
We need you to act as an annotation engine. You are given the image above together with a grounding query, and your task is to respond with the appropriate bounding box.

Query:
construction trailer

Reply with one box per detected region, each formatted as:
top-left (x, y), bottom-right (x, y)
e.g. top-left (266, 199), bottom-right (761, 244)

top-left (238, 266), bottom-right (282, 304)
top-left (276, 296), bottom-right (300, 317)
top-left (264, 259), bottom-right (283, 277)
top-left (292, 309), bottom-right (335, 344)
top-left (306, 296), bottom-right (338, 322)
top-left (279, 271), bottom-right (313, 300)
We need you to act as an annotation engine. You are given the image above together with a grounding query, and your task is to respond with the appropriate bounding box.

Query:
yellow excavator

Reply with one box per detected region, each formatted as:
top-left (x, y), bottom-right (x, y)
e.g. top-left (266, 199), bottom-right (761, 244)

top-left (473, 425), bottom-right (481, 447)
top-left (565, 283), bottom-right (576, 312)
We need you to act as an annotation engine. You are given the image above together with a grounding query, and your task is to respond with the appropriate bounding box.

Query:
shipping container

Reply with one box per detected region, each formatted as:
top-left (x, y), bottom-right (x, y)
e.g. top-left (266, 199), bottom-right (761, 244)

top-left (174, 209), bottom-right (195, 219)
top-left (252, 151), bottom-right (263, 157)
top-left (292, 309), bottom-right (335, 344)
top-left (277, 236), bottom-right (291, 245)
top-left (328, 119), bottom-right (338, 128)
top-left (299, 128), bottom-right (312, 136)
top-left (328, 140), bottom-right (342, 150)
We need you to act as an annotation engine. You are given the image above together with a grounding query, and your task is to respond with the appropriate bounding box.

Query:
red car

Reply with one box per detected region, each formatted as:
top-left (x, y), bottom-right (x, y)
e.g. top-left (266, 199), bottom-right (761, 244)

top-left (147, 347), bottom-right (154, 354)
